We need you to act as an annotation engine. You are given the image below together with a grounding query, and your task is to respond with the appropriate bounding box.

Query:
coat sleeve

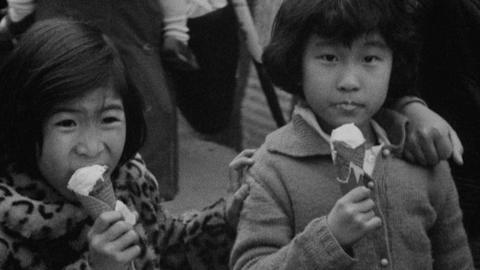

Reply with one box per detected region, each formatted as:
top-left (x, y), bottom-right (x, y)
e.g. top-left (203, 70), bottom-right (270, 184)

top-left (62, 253), bottom-right (93, 270)
top-left (118, 154), bottom-right (235, 269)
top-left (429, 162), bottom-right (474, 270)
top-left (230, 173), bottom-right (355, 270)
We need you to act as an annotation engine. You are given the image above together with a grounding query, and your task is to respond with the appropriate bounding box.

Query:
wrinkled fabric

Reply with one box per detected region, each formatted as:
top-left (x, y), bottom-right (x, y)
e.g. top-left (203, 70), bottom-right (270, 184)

top-left (231, 109), bottom-right (473, 270)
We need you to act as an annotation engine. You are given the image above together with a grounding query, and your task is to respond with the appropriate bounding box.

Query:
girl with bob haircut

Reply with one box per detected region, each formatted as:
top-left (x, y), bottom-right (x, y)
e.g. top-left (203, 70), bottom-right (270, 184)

top-left (0, 19), bottom-right (250, 270)
top-left (262, 0), bottom-right (417, 105)
top-left (230, 0), bottom-right (473, 269)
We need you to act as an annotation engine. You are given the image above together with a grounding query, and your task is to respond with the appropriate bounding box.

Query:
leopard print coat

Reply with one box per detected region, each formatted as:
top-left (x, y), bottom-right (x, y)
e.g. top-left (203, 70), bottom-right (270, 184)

top-left (0, 154), bottom-right (235, 270)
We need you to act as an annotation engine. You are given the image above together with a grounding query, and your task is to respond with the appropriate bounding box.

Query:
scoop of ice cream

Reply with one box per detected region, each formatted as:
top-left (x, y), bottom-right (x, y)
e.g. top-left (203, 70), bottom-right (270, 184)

top-left (330, 123), bottom-right (365, 148)
top-left (330, 123), bottom-right (367, 188)
top-left (67, 165), bottom-right (108, 196)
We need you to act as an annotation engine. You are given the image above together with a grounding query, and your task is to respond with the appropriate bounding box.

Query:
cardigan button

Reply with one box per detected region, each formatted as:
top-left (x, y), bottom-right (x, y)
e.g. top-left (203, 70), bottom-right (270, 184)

top-left (367, 181), bottom-right (375, 189)
top-left (380, 258), bottom-right (389, 267)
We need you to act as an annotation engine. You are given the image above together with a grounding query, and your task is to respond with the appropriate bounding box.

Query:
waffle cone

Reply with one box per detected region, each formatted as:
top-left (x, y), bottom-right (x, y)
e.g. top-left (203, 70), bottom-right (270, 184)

top-left (331, 141), bottom-right (368, 194)
top-left (76, 178), bottom-right (116, 219)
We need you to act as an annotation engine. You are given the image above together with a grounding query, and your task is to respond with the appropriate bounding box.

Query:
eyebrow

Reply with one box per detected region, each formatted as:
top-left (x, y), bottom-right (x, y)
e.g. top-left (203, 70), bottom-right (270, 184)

top-left (313, 37), bottom-right (389, 49)
top-left (363, 39), bottom-right (389, 49)
top-left (51, 103), bottom-right (124, 115)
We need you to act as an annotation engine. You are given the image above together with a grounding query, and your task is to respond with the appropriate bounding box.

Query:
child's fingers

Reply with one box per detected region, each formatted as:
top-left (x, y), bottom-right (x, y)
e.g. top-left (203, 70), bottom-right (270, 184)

top-left (418, 130), bottom-right (440, 166)
top-left (360, 210), bottom-right (375, 221)
top-left (233, 184), bottom-right (250, 204)
top-left (342, 186), bottom-right (371, 203)
top-left (90, 211), bottom-right (124, 234)
top-left (228, 169), bottom-right (242, 193)
top-left (240, 149), bottom-right (257, 158)
top-left (407, 132), bottom-right (427, 166)
top-left (228, 184), bottom-right (250, 215)
top-left (226, 184), bottom-right (250, 227)
top-left (103, 221), bottom-right (134, 242)
top-left (433, 129), bottom-right (453, 162)
top-left (111, 229), bottom-right (140, 251)
top-left (229, 149), bottom-right (256, 168)
top-left (449, 128), bottom-right (464, 165)
top-left (230, 157), bottom-right (255, 169)
top-left (118, 245), bottom-right (142, 264)
top-left (364, 216), bottom-right (382, 231)
top-left (356, 198), bottom-right (375, 213)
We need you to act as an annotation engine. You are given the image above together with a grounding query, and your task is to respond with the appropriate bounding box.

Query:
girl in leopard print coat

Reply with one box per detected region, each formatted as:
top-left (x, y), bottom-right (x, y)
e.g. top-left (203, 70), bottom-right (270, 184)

top-left (0, 18), bottom-right (249, 270)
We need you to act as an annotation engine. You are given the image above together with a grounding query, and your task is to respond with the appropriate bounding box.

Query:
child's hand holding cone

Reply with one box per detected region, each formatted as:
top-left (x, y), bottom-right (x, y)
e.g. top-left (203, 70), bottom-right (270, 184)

top-left (68, 165), bottom-right (140, 269)
top-left (328, 124), bottom-right (382, 248)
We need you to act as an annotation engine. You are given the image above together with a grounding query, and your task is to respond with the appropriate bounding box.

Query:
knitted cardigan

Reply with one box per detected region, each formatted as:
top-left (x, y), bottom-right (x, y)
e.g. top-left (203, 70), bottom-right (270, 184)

top-left (231, 109), bottom-right (474, 270)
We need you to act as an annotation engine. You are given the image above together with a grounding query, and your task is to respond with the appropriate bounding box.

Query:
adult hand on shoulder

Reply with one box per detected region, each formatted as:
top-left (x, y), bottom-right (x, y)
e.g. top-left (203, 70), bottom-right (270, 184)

top-left (327, 187), bottom-right (381, 248)
top-left (88, 211), bottom-right (141, 270)
top-left (401, 102), bottom-right (463, 166)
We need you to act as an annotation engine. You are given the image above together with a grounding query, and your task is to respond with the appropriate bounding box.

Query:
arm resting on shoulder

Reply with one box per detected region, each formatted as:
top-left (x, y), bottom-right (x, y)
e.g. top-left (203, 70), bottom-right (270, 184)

top-left (128, 154), bottom-right (239, 269)
top-left (393, 96), bottom-right (463, 166)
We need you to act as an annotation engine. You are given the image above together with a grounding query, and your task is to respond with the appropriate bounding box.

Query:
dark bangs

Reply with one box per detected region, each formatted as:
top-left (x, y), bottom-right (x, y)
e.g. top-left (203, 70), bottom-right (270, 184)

top-left (263, 0), bottom-right (418, 101)
top-left (308, 0), bottom-right (396, 46)
top-left (0, 19), bottom-right (146, 174)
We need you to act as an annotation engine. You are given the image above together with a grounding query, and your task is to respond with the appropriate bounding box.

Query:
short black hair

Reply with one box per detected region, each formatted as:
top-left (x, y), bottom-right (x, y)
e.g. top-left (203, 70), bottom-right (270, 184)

top-left (263, 0), bottom-right (418, 104)
top-left (0, 19), bottom-right (146, 174)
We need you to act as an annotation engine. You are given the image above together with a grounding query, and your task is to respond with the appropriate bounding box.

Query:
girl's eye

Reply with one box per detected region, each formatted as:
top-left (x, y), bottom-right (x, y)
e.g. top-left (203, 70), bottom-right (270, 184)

top-left (55, 119), bottom-right (77, 128)
top-left (102, 112), bottom-right (125, 126)
top-left (364, 55), bottom-right (380, 63)
top-left (319, 54), bottom-right (338, 62)
top-left (102, 116), bottom-right (120, 124)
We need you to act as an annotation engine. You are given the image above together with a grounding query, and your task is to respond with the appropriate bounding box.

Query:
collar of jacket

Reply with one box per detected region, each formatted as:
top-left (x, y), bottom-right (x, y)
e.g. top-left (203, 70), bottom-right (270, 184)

top-left (264, 109), bottom-right (409, 157)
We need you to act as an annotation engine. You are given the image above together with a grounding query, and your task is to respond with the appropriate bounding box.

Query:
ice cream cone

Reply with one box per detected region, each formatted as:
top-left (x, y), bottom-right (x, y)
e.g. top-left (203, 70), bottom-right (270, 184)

top-left (332, 141), bottom-right (366, 181)
top-left (67, 165), bottom-right (117, 220)
top-left (76, 178), bottom-right (117, 219)
top-left (330, 124), bottom-right (367, 194)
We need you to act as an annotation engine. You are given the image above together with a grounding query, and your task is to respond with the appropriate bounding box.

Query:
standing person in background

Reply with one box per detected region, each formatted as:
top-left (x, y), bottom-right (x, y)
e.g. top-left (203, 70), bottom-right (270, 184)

top-left (160, 0), bottom-right (227, 70)
top-left (405, 0), bottom-right (480, 267)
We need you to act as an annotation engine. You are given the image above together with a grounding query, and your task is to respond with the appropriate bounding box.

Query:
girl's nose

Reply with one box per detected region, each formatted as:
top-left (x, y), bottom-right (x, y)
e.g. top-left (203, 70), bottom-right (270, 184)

top-left (74, 129), bottom-right (105, 157)
top-left (337, 65), bottom-right (360, 92)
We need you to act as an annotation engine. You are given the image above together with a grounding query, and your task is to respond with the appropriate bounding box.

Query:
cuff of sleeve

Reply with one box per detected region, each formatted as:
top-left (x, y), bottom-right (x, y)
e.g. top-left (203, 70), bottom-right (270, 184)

top-left (163, 15), bottom-right (189, 42)
top-left (392, 96), bottom-right (428, 112)
top-left (299, 216), bottom-right (356, 269)
top-left (0, 17), bottom-right (13, 46)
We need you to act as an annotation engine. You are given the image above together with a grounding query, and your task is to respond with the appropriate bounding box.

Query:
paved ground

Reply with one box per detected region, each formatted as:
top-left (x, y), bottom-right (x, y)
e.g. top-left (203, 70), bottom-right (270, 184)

top-left (162, 0), bottom-right (287, 214)
top-left (162, 114), bottom-right (238, 214)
